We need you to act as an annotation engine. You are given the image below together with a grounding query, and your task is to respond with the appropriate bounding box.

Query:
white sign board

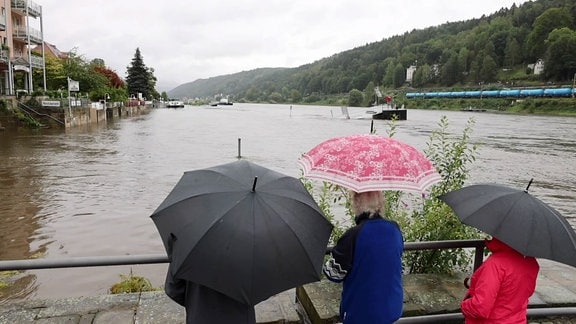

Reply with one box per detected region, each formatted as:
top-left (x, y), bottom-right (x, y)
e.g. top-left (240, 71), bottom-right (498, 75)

top-left (68, 80), bottom-right (80, 92)
top-left (42, 101), bottom-right (61, 107)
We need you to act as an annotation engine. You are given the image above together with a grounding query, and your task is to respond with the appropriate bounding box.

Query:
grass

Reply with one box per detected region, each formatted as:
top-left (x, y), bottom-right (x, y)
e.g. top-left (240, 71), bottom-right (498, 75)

top-left (109, 269), bottom-right (161, 294)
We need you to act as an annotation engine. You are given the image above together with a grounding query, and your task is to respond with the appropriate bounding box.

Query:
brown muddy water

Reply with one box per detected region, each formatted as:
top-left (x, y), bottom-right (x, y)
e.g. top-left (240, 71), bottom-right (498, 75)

top-left (1, 103), bottom-right (575, 302)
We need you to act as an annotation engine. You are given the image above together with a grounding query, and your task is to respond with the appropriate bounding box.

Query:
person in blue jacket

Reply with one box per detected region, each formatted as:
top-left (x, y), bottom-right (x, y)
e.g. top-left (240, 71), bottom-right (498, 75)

top-left (323, 190), bottom-right (404, 324)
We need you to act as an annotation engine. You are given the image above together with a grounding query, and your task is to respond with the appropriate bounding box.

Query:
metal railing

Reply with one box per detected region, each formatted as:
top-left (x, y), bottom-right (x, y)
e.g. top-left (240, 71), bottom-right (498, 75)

top-left (0, 240), bottom-right (485, 271)
top-left (396, 307), bottom-right (576, 323)
top-left (0, 254), bottom-right (167, 271)
top-left (16, 101), bottom-right (64, 126)
top-left (1, 239), bottom-right (575, 321)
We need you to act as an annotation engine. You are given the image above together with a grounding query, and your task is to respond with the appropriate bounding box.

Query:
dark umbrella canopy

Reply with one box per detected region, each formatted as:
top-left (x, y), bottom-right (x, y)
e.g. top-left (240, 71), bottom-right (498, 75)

top-left (151, 160), bottom-right (333, 306)
top-left (439, 183), bottom-right (576, 268)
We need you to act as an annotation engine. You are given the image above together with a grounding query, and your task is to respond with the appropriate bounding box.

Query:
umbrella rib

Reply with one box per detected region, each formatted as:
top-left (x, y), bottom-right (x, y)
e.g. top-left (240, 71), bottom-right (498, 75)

top-left (258, 194), bottom-right (323, 272)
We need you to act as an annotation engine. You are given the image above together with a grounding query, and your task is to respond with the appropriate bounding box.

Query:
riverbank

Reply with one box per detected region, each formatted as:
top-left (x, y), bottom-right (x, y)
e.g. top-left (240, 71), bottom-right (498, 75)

top-left (257, 92), bottom-right (576, 117)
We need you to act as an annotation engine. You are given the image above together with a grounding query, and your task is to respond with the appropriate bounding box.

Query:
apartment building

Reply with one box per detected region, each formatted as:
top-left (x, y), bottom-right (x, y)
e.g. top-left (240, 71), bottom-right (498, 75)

top-left (0, 0), bottom-right (45, 95)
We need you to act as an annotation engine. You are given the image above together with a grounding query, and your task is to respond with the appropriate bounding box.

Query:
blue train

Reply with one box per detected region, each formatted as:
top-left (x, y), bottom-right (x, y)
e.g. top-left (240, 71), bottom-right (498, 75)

top-left (406, 87), bottom-right (575, 99)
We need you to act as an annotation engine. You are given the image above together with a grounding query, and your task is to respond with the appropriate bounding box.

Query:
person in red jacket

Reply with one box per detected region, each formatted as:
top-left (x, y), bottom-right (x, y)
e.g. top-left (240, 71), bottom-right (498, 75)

top-left (461, 236), bottom-right (539, 323)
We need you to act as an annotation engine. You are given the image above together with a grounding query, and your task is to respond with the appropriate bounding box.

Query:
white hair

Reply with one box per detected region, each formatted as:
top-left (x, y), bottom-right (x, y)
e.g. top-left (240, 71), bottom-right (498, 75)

top-left (350, 191), bottom-right (384, 217)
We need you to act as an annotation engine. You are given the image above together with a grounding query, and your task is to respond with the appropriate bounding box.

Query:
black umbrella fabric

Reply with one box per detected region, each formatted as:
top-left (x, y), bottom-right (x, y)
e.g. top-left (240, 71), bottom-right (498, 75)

top-left (439, 183), bottom-right (576, 268)
top-left (151, 160), bottom-right (333, 306)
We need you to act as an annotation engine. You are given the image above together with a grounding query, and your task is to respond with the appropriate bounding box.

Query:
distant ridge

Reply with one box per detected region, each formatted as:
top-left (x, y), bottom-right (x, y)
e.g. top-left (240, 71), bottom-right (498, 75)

top-left (167, 0), bottom-right (574, 102)
top-left (167, 68), bottom-right (286, 99)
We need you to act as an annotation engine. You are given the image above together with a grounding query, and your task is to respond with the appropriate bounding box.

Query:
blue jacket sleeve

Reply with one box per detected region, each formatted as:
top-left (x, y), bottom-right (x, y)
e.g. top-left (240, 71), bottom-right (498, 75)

top-left (323, 225), bottom-right (361, 282)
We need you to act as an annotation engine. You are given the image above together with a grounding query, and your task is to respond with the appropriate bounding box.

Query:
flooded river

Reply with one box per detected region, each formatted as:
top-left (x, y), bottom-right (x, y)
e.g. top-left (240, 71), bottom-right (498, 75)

top-left (1, 103), bottom-right (575, 301)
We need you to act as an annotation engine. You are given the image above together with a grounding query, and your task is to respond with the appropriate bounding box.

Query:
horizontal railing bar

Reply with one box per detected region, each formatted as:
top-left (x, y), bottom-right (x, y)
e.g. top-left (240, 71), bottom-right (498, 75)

top-left (0, 240), bottom-right (486, 271)
top-left (527, 307), bottom-right (576, 317)
top-left (397, 308), bottom-right (576, 323)
top-left (404, 239), bottom-right (485, 250)
top-left (397, 313), bottom-right (463, 323)
top-left (0, 254), bottom-right (169, 271)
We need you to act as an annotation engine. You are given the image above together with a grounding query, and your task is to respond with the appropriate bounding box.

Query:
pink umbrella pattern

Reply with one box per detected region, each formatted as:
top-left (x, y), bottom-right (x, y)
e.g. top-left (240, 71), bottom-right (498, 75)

top-left (299, 134), bottom-right (442, 193)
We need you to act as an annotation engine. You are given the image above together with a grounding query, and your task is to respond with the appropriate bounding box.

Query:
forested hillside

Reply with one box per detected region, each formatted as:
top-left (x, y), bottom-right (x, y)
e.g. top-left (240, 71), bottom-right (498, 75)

top-left (168, 0), bottom-right (576, 104)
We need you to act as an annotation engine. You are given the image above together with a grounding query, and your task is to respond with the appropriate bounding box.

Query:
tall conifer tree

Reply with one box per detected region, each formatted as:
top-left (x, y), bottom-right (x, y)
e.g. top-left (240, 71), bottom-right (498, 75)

top-left (126, 48), bottom-right (157, 99)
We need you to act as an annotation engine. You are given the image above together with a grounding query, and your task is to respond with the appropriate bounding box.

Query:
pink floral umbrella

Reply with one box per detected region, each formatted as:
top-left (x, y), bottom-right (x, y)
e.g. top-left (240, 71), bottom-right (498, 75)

top-left (299, 134), bottom-right (442, 193)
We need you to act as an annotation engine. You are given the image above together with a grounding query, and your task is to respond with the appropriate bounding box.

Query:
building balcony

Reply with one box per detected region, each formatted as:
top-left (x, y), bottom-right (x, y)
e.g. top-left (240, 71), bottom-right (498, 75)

top-left (0, 49), bottom-right (9, 63)
top-left (11, 0), bottom-right (42, 18)
top-left (12, 25), bottom-right (42, 45)
top-left (29, 54), bottom-right (43, 68)
top-left (0, 15), bottom-right (6, 31)
top-left (11, 53), bottom-right (44, 70)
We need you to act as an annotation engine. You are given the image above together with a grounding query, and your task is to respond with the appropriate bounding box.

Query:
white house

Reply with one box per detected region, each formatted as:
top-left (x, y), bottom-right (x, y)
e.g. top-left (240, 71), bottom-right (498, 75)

top-left (406, 65), bottom-right (417, 82)
top-left (527, 59), bottom-right (545, 75)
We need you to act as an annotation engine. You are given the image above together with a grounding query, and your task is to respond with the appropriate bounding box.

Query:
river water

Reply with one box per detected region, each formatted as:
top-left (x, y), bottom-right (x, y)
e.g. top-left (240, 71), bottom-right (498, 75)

top-left (1, 103), bottom-right (575, 302)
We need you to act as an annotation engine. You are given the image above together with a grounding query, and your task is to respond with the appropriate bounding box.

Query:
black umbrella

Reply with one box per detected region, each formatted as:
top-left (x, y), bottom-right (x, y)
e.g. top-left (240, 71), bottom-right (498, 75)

top-left (150, 160), bottom-right (333, 306)
top-left (439, 181), bottom-right (576, 268)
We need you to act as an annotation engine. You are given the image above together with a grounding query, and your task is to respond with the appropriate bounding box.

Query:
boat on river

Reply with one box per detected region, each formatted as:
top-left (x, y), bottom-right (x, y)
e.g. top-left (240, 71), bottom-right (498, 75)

top-left (372, 106), bottom-right (407, 120)
top-left (461, 106), bottom-right (486, 112)
top-left (210, 98), bottom-right (233, 107)
top-left (166, 100), bottom-right (185, 108)
top-left (372, 110), bottom-right (407, 120)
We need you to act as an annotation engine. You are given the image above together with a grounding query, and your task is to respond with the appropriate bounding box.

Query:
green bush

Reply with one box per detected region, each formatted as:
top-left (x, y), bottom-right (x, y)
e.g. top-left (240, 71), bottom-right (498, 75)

top-left (396, 116), bottom-right (481, 274)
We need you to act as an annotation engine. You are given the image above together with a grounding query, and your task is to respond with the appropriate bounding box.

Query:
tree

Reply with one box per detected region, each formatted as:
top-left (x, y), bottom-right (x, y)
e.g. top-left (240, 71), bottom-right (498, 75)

top-left (126, 48), bottom-right (157, 99)
top-left (348, 89), bottom-right (364, 107)
top-left (290, 89), bottom-right (302, 103)
top-left (457, 48), bottom-right (470, 75)
top-left (544, 28), bottom-right (576, 80)
top-left (526, 8), bottom-right (574, 61)
top-left (94, 66), bottom-right (125, 89)
top-left (479, 56), bottom-right (498, 82)
top-left (440, 54), bottom-right (460, 86)
top-left (504, 37), bottom-right (522, 67)
top-left (392, 63), bottom-right (405, 88)
top-left (412, 67), bottom-right (424, 88)
top-left (63, 50), bottom-right (108, 95)
top-left (41, 55), bottom-right (66, 91)
top-left (382, 59), bottom-right (396, 87)
top-left (363, 81), bottom-right (376, 106)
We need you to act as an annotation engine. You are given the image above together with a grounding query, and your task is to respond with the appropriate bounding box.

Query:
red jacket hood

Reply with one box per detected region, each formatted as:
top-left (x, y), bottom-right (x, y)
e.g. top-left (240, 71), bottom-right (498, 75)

top-left (485, 237), bottom-right (521, 255)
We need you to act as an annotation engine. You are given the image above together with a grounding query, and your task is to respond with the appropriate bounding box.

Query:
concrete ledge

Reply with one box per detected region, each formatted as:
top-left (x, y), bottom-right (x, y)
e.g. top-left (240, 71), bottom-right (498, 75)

top-left (296, 261), bottom-right (576, 324)
top-left (296, 274), bottom-right (467, 324)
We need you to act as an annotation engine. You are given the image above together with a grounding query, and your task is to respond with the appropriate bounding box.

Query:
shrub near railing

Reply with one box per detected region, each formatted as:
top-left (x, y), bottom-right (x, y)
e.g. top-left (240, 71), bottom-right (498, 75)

top-left (301, 116), bottom-right (482, 275)
top-left (398, 116), bottom-right (481, 274)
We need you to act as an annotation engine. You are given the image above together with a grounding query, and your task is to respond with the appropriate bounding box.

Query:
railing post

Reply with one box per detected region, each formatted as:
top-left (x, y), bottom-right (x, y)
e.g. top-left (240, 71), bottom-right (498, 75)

top-left (473, 244), bottom-right (485, 271)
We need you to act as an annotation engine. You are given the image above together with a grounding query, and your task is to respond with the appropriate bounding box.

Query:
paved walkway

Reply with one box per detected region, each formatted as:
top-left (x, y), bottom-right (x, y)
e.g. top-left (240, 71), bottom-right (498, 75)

top-left (0, 289), bottom-right (301, 324)
top-left (1, 260), bottom-right (576, 323)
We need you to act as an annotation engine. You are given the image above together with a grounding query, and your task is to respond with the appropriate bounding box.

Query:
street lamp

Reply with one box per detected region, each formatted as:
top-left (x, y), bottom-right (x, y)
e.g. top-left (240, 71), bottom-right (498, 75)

top-left (103, 93), bottom-right (110, 109)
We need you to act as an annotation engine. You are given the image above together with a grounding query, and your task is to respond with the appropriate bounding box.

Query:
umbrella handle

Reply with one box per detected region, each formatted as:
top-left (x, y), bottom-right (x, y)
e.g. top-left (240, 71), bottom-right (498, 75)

top-left (525, 178), bottom-right (533, 192)
top-left (252, 177), bottom-right (258, 192)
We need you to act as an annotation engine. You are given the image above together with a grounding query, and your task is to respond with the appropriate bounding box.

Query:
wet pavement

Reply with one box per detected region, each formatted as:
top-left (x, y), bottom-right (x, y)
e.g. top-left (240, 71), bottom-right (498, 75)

top-left (0, 289), bottom-right (301, 324)
top-left (1, 259), bottom-right (576, 323)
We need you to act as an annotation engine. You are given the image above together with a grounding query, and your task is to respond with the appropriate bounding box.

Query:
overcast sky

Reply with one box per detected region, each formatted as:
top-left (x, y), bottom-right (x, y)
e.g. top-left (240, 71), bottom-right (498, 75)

top-left (36, 1), bottom-right (527, 92)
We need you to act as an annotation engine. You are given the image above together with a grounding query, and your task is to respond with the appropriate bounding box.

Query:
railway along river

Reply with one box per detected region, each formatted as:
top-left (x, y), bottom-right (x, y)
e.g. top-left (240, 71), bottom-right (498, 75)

top-left (0, 103), bottom-right (575, 302)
